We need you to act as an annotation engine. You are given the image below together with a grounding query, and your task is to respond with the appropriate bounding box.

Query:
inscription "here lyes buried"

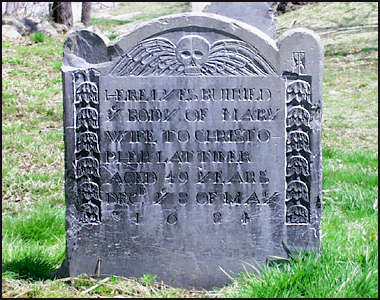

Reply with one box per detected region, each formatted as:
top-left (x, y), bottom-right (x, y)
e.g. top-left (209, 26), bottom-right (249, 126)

top-left (104, 87), bottom-right (272, 102)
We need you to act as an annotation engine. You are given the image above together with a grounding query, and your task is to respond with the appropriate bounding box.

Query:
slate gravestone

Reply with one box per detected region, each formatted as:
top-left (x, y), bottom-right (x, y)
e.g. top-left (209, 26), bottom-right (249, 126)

top-left (193, 2), bottom-right (277, 39)
top-left (60, 13), bottom-right (323, 289)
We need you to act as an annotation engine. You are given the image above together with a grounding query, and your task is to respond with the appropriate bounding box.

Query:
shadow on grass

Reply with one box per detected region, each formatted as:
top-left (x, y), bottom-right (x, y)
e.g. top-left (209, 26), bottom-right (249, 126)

top-left (3, 255), bottom-right (62, 281)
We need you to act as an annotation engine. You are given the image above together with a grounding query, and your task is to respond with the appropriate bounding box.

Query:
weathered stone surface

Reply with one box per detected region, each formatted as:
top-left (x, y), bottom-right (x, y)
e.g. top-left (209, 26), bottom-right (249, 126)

top-left (63, 29), bottom-right (111, 65)
top-left (53, 22), bottom-right (69, 34)
top-left (22, 17), bottom-right (40, 34)
top-left (60, 13), bottom-right (323, 289)
top-left (37, 21), bottom-right (59, 37)
top-left (2, 2), bottom-right (50, 18)
top-left (2, 16), bottom-right (28, 36)
top-left (192, 2), bottom-right (277, 39)
top-left (2, 25), bottom-right (22, 39)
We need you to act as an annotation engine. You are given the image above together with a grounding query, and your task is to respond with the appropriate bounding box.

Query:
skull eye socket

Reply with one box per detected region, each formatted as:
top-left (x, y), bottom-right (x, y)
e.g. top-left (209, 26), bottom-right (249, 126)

top-left (193, 50), bottom-right (203, 59)
top-left (180, 50), bottom-right (191, 59)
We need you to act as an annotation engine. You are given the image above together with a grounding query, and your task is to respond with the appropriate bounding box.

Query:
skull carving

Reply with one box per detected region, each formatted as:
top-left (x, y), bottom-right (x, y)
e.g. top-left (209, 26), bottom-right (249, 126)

top-left (176, 35), bottom-right (210, 75)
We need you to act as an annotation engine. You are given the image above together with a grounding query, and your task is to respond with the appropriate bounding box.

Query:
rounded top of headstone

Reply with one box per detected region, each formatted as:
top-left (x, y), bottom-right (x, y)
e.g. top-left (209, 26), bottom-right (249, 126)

top-left (277, 27), bottom-right (323, 51)
top-left (63, 13), bottom-right (281, 72)
top-left (63, 12), bottom-right (321, 77)
top-left (111, 13), bottom-right (278, 54)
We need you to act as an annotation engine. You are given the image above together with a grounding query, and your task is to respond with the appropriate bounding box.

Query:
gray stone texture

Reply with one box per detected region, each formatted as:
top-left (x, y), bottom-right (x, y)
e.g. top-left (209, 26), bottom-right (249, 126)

top-left (2, 24), bottom-right (22, 39)
top-left (193, 2), bottom-right (277, 39)
top-left (60, 13), bottom-right (323, 289)
top-left (2, 16), bottom-right (28, 36)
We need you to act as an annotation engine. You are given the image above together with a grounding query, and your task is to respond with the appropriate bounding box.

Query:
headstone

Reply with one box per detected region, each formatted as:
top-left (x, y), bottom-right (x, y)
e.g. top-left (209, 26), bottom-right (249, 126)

top-left (192, 2), bottom-right (277, 39)
top-left (60, 13), bottom-right (323, 289)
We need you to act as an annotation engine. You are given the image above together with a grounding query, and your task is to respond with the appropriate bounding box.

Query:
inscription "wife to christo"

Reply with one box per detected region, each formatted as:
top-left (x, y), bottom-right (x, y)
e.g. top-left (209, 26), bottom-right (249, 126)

top-left (104, 128), bottom-right (267, 144)
top-left (104, 87), bottom-right (271, 102)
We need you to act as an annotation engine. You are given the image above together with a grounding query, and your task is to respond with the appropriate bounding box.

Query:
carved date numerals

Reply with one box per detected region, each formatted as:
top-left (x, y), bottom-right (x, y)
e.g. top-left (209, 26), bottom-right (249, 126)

top-left (165, 170), bottom-right (189, 184)
top-left (166, 212), bottom-right (178, 225)
top-left (213, 212), bottom-right (222, 224)
top-left (241, 211), bottom-right (250, 224)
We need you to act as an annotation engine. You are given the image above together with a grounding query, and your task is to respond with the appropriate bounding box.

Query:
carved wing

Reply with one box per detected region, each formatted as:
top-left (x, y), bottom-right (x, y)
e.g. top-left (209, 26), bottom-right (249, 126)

top-left (202, 40), bottom-right (276, 76)
top-left (111, 38), bottom-right (184, 76)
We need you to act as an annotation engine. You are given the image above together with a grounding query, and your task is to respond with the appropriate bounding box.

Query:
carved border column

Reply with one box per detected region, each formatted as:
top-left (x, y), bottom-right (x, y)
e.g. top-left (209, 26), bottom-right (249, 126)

top-left (72, 69), bottom-right (101, 224)
top-left (285, 78), bottom-right (312, 224)
top-left (278, 29), bottom-right (323, 252)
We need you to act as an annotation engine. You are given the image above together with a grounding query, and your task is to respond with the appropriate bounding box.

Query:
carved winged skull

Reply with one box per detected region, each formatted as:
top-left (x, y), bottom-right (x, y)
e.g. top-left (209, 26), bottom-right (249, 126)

top-left (111, 35), bottom-right (276, 76)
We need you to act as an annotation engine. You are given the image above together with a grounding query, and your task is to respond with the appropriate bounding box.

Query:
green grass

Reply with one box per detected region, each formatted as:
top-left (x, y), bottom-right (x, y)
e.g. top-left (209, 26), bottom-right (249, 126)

top-left (225, 244), bottom-right (377, 298)
top-left (30, 32), bottom-right (46, 43)
top-left (90, 18), bottom-right (131, 33)
top-left (91, 2), bottom-right (189, 34)
top-left (322, 148), bottom-right (377, 218)
top-left (2, 1), bottom-right (378, 298)
top-left (2, 56), bottom-right (23, 65)
top-left (107, 33), bottom-right (120, 40)
top-left (2, 201), bottom-right (65, 280)
top-left (224, 147), bottom-right (378, 297)
top-left (102, 2), bottom-right (188, 19)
